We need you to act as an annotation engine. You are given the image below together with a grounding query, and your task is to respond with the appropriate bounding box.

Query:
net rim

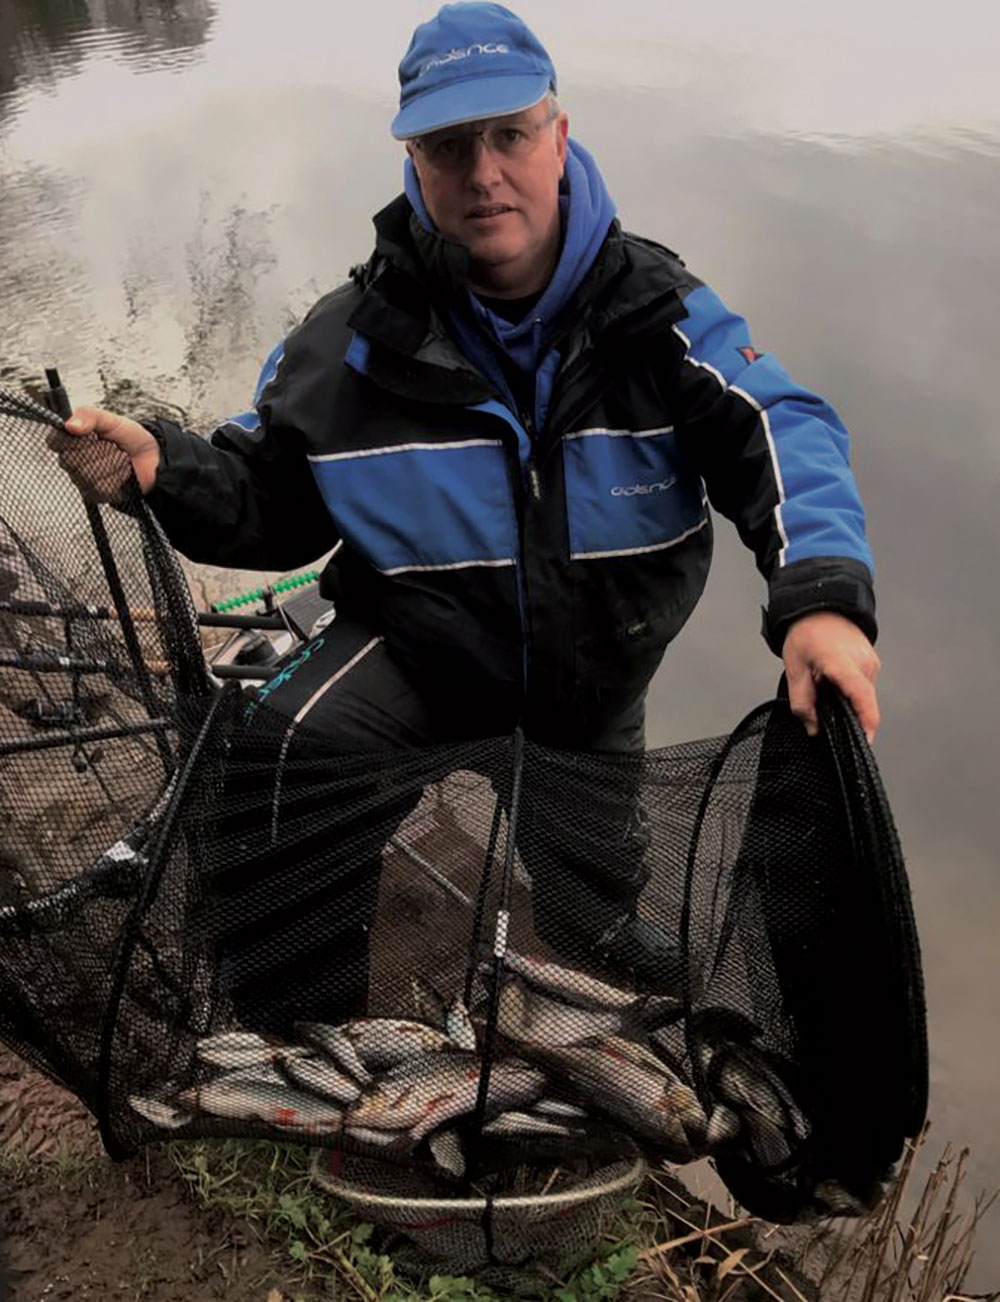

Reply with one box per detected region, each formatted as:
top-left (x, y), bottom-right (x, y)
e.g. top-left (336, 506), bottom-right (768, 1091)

top-left (309, 1149), bottom-right (647, 1213)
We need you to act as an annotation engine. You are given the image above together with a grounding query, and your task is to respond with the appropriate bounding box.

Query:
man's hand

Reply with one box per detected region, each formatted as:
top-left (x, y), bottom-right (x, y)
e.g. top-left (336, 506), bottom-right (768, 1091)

top-left (782, 610), bottom-right (881, 744)
top-left (47, 406), bottom-right (161, 502)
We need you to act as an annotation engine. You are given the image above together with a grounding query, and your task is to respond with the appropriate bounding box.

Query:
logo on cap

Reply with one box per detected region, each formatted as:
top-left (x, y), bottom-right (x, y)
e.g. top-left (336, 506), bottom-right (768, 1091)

top-left (421, 43), bottom-right (510, 77)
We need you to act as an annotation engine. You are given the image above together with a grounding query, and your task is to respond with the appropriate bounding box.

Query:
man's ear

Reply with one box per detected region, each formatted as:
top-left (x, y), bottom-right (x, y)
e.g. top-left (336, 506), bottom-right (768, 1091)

top-left (555, 113), bottom-right (569, 177)
top-left (405, 141), bottom-right (416, 159)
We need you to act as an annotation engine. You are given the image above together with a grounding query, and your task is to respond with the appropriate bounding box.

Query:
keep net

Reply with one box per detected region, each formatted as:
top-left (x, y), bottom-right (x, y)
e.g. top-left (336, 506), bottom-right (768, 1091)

top-left (0, 386), bottom-right (927, 1275)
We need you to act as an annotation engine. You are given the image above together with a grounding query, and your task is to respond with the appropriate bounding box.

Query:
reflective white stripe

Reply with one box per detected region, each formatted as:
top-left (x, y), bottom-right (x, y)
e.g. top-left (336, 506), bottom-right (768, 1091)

top-left (570, 515), bottom-right (708, 561)
top-left (378, 557), bottom-right (515, 577)
top-left (564, 425), bottom-right (674, 441)
top-left (493, 909), bottom-right (510, 957)
top-left (292, 636), bottom-right (383, 726)
top-left (672, 324), bottom-right (728, 388)
top-left (673, 329), bottom-right (789, 569)
top-left (308, 438), bottom-right (502, 463)
top-left (270, 635), bottom-right (383, 843)
top-left (729, 385), bottom-right (788, 568)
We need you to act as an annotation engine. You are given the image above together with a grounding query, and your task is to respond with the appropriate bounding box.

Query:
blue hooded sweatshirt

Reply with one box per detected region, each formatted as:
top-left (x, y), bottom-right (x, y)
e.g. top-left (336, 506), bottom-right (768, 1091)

top-left (403, 138), bottom-right (617, 432)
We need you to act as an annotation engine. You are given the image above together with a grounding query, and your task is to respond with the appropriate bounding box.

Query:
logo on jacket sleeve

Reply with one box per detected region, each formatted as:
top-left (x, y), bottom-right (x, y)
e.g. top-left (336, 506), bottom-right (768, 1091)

top-left (737, 346), bottom-right (764, 363)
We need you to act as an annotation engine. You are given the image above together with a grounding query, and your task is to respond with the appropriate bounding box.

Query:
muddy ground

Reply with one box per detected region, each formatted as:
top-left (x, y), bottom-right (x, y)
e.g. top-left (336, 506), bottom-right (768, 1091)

top-left (0, 1048), bottom-right (289, 1301)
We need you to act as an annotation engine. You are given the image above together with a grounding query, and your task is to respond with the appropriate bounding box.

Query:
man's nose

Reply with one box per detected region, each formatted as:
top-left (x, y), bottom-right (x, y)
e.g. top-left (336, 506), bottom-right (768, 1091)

top-left (465, 133), bottom-right (503, 187)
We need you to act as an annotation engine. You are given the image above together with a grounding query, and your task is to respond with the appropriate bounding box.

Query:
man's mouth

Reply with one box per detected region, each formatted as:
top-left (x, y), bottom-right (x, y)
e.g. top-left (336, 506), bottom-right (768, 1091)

top-left (466, 205), bottom-right (515, 219)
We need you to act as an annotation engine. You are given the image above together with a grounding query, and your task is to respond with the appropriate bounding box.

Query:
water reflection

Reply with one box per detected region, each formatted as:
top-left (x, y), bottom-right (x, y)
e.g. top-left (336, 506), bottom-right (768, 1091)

top-left (0, 0), bottom-right (215, 119)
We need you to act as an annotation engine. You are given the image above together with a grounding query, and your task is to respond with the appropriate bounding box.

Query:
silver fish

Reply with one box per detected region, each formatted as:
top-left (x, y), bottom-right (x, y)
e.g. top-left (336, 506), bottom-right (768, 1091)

top-left (275, 1052), bottom-right (362, 1105)
top-left (128, 1096), bottom-right (191, 1130)
top-left (445, 997), bottom-right (477, 1051)
top-left (410, 1058), bottom-right (545, 1142)
top-left (533, 1098), bottom-right (588, 1120)
top-left (499, 974), bottom-right (620, 1047)
top-left (648, 1021), bottom-right (687, 1075)
top-left (483, 1110), bottom-right (578, 1139)
top-left (428, 1127), bottom-right (465, 1178)
top-left (343, 1017), bottom-right (453, 1070)
top-left (502, 951), bottom-right (637, 1011)
top-left (196, 1032), bottom-right (309, 1070)
top-left (197, 1030), bottom-right (271, 1055)
top-left (533, 1038), bottom-right (702, 1158)
top-left (347, 1052), bottom-right (481, 1132)
top-left (742, 1110), bottom-right (793, 1167)
top-left (714, 1055), bottom-right (805, 1136)
top-left (347, 1052), bottom-right (545, 1143)
top-left (706, 1103), bottom-right (742, 1150)
top-left (294, 1022), bottom-right (372, 1085)
top-left (181, 1077), bottom-right (343, 1135)
top-left (412, 977), bottom-right (448, 1029)
top-left (345, 1124), bottom-right (412, 1151)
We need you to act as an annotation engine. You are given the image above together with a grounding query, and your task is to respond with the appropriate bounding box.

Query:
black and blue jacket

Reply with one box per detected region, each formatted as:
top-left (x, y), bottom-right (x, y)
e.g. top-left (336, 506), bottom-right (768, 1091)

top-left (146, 176), bottom-right (876, 736)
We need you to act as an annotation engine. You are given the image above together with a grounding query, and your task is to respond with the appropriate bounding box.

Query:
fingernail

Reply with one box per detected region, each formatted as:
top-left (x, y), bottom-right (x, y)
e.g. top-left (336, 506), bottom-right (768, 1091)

top-left (66, 417), bottom-right (82, 430)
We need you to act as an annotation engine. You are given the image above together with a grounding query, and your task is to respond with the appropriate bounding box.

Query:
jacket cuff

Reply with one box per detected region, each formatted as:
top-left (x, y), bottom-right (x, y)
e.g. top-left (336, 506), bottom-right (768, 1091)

top-left (762, 556), bottom-right (877, 655)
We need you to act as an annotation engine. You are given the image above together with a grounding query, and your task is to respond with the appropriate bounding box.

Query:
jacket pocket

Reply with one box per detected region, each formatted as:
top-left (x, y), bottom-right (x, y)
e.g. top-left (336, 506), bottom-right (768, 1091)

top-left (562, 425), bottom-right (706, 561)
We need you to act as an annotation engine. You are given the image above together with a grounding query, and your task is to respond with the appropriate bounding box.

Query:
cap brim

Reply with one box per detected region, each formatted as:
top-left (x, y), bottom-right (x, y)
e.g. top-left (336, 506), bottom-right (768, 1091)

top-left (391, 74), bottom-right (551, 140)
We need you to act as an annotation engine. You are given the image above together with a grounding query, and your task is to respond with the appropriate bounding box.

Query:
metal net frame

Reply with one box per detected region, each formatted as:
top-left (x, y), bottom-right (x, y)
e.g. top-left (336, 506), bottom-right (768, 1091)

top-left (0, 383), bottom-right (928, 1278)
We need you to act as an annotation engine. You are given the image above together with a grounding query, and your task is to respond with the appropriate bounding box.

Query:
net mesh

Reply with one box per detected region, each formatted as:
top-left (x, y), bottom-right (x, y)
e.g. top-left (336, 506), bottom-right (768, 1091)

top-left (0, 385), bottom-right (928, 1278)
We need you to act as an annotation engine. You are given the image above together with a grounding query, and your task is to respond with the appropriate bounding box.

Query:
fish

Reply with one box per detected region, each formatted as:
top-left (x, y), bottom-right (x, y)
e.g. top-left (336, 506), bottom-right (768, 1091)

top-left (428, 1127), bottom-right (465, 1178)
top-left (531, 1037), bottom-right (704, 1158)
top-left (197, 1030), bottom-right (272, 1056)
top-left (635, 994), bottom-right (685, 1029)
top-left (501, 951), bottom-right (637, 1011)
top-left (412, 977), bottom-right (448, 1029)
top-left (498, 974), bottom-right (620, 1047)
top-left (294, 1022), bottom-right (373, 1085)
top-left (714, 1053), bottom-right (807, 1137)
top-left (347, 1052), bottom-right (545, 1144)
top-left (179, 1077), bottom-right (344, 1135)
top-left (275, 1052), bottom-right (362, 1105)
top-left (445, 997), bottom-right (477, 1051)
top-left (345, 1124), bottom-right (412, 1151)
top-left (410, 1058), bottom-right (545, 1143)
top-left (742, 1110), bottom-right (794, 1167)
top-left (128, 1096), bottom-right (191, 1130)
top-left (347, 1052), bottom-right (481, 1133)
top-left (196, 1031), bottom-right (309, 1070)
top-left (647, 1021), bottom-right (687, 1075)
top-left (706, 1103), bottom-right (742, 1150)
top-left (483, 1110), bottom-right (578, 1139)
top-left (533, 1098), bottom-right (588, 1120)
top-left (341, 1017), bottom-right (453, 1070)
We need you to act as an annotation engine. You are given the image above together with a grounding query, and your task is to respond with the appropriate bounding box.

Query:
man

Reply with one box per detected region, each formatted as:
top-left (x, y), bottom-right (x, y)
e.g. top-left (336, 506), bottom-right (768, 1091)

top-left (55, 3), bottom-right (879, 1021)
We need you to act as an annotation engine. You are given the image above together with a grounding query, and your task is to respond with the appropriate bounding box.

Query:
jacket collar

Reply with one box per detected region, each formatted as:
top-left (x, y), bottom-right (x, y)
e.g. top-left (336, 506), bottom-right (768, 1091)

top-left (348, 194), bottom-right (687, 406)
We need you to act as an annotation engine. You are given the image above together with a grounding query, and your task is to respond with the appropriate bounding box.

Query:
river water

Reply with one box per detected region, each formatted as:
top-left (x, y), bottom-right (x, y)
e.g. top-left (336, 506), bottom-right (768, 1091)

top-left (1, 0), bottom-right (998, 1285)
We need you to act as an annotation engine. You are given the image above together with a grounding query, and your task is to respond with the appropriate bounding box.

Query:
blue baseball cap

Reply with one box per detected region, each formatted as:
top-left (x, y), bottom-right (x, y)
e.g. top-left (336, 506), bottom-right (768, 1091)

top-left (391, 3), bottom-right (557, 141)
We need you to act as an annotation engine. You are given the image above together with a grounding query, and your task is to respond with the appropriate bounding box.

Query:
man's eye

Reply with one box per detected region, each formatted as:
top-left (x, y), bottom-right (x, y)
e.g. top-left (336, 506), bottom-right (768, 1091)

top-left (435, 137), bottom-right (462, 156)
top-left (500, 129), bottom-right (525, 145)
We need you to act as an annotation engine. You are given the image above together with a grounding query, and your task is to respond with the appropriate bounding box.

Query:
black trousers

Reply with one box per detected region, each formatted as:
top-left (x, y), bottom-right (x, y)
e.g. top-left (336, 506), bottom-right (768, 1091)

top-left (203, 619), bottom-right (653, 1032)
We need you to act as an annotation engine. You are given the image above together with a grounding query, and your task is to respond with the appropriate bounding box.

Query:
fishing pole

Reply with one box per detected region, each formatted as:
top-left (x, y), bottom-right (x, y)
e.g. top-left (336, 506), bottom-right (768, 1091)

top-left (0, 595), bottom-right (292, 632)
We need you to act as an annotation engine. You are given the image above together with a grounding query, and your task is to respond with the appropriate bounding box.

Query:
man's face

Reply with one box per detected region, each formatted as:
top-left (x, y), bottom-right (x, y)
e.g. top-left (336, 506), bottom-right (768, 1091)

top-left (408, 100), bottom-right (569, 297)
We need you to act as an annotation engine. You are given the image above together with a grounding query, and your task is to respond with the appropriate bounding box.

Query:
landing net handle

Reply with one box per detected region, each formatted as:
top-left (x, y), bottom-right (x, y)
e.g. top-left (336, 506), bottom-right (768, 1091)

top-left (42, 368), bottom-right (174, 775)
